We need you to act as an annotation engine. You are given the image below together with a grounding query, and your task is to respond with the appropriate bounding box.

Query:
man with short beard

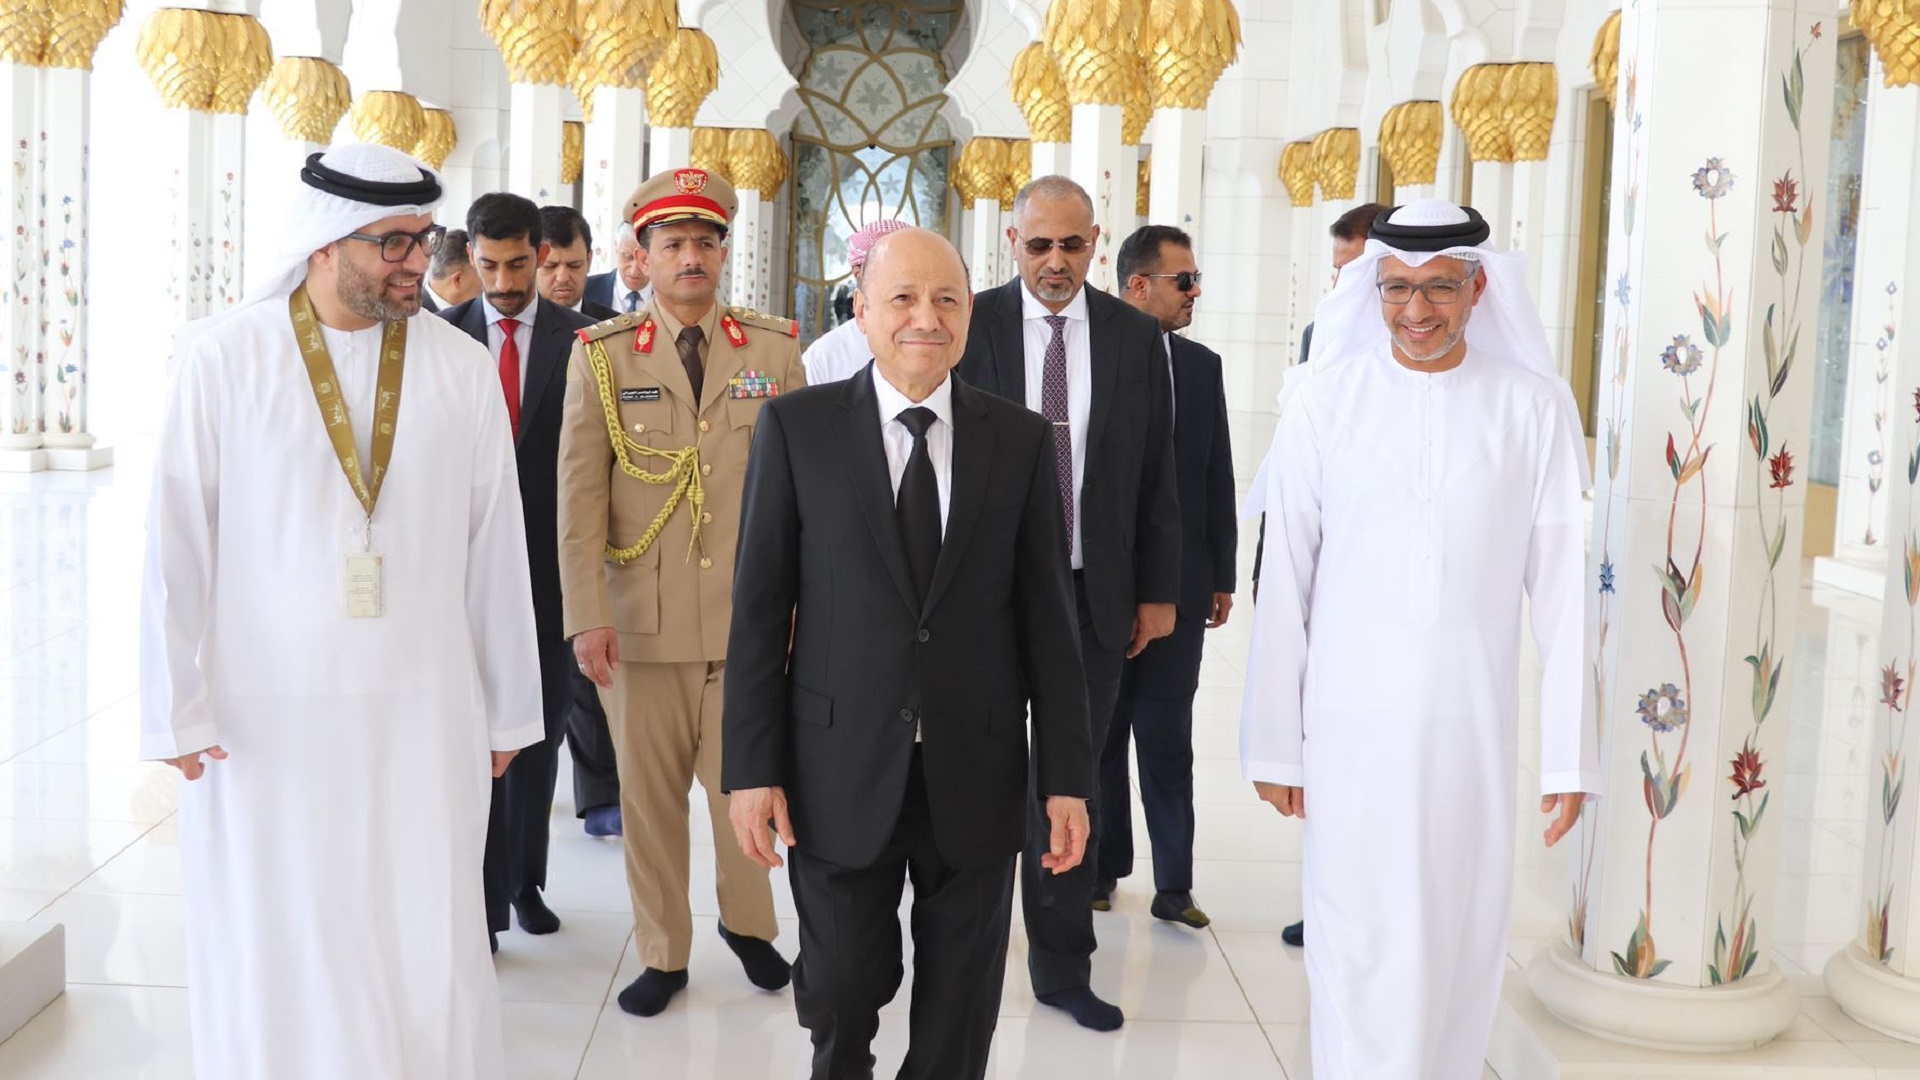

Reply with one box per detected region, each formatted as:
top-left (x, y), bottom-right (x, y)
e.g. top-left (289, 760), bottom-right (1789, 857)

top-left (539, 205), bottom-right (619, 321)
top-left (141, 143), bottom-right (541, 1080)
top-left (440, 192), bottom-right (597, 951)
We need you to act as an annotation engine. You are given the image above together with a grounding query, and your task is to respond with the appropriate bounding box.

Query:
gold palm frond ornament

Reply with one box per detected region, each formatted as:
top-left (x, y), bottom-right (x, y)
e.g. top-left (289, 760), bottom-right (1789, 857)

top-left (1278, 141), bottom-right (1315, 208)
top-left (0, 0), bottom-right (126, 69)
top-left (263, 57), bottom-right (351, 144)
top-left (349, 91), bottom-right (427, 152)
top-left (1004, 139), bottom-right (1033, 203)
top-left (1450, 63), bottom-right (1513, 163)
top-left (1590, 11), bottom-right (1622, 104)
top-left (1044, 0), bottom-right (1147, 107)
top-left (1501, 62), bottom-right (1557, 162)
top-left (727, 129), bottom-right (789, 198)
top-left (1378, 101), bottom-right (1443, 187)
top-left (690, 126), bottom-right (733, 179)
top-left (1142, 0), bottom-right (1241, 110)
top-left (1310, 127), bottom-right (1360, 201)
top-left (414, 109), bottom-right (458, 169)
top-left (479, 0), bottom-right (575, 85)
top-left (562, 120), bottom-right (584, 183)
top-left (1853, 0), bottom-right (1920, 87)
top-left (645, 27), bottom-right (719, 128)
top-left (1011, 42), bottom-right (1073, 143)
top-left (137, 8), bottom-right (272, 114)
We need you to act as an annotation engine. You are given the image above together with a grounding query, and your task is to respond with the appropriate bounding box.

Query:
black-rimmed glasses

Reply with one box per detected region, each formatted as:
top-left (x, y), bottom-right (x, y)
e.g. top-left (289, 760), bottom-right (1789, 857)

top-left (342, 225), bottom-right (447, 263)
top-left (1017, 234), bottom-right (1091, 256)
top-left (1377, 277), bottom-right (1473, 305)
top-left (1142, 271), bottom-right (1203, 292)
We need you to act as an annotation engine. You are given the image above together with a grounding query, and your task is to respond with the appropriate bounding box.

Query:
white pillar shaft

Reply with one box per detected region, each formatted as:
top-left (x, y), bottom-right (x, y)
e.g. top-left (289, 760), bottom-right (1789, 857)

top-left (1110, 146), bottom-right (1140, 251)
top-left (1398, 183), bottom-right (1438, 201)
top-left (1510, 159), bottom-right (1552, 303)
top-left (968, 198), bottom-right (1002, 293)
top-left (507, 83), bottom-right (566, 201)
top-left (40, 68), bottom-right (94, 453)
top-left (1285, 206), bottom-right (1315, 367)
top-left (1824, 69), bottom-right (1920, 1044)
top-left (1148, 108), bottom-right (1205, 235)
top-left (1524, 1), bottom-right (1836, 1052)
top-left (1033, 141), bottom-right (1071, 180)
top-left (1, 64), bottom-right (41, 454)
top-left (650, 126), bottom-right (693, 173)
top-left (585, 86), bottom-right (646, 272)
top-left (1471, 160), bottom-right (1515, 249)
top-left (729, 190), bottom-right (766, 312)
top-left (163, 109), bottom-right (248, 326)
top-left (1068, 104), bottom-right (1127, 294)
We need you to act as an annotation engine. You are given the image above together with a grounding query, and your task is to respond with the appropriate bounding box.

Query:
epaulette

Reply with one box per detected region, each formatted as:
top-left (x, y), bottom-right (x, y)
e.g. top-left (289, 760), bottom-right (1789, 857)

top-left (726, 305), bottom-right (800, 339)
top-left (574, 311), bottom-right (644, 344)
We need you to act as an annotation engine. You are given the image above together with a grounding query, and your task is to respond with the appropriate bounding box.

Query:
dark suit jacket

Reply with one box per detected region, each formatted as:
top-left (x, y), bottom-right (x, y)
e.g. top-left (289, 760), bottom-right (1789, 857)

top-left (420, 290), bottom-right (440, 313)
top-left (441, 296), bottom-right (596, 643)
top-left (1166, 334), bottom-right (1237, 622)
top-left (584, 270), bottom-right (618, 313)
top-left (580, 298), bottom-right (619, 322)
top-left (955, 279), bottom-right (1181, 654)
top-left (723, 368), bottom-right (1093, 871)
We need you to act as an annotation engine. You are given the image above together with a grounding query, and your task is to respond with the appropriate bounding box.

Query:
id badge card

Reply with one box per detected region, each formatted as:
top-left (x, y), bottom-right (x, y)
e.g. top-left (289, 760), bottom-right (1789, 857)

top-left (345, 552), bottom-right (385, 618)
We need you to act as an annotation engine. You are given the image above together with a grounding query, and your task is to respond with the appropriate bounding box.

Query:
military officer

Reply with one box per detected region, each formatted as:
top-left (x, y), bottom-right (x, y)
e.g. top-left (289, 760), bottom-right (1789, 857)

top-left (557, 167), bottom-right (805, 1018)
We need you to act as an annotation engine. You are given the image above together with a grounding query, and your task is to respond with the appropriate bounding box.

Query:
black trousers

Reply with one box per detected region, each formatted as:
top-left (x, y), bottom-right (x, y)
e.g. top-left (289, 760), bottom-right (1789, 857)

top-left (1096, 615), bottom-right (1204, 891)
top-left (564, 664), bottom-right (621, 816)
top-left (1020, 575), bottom-right (1124, 996)
top-left (789, 750), bottom-right (1015, 1080)
top-left (483, 637), bottom-right (572, 932)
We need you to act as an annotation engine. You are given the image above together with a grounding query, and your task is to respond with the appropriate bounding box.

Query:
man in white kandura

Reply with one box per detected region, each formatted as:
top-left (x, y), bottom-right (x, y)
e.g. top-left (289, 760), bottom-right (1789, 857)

top-left (800, 217), bottom-right (911, 385)
top-left (140, 143), bottom-right (542, 1080)
top-left (1240, 199), bottom-right (1601, 1080)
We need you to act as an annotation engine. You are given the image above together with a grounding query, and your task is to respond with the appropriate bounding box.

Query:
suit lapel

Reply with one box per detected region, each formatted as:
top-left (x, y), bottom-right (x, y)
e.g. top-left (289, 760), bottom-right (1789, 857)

top-left (836, 373), bottom-right (921, 619)
top-left (988, 280), bottom-right (1026, 402)
top-left (1170, 334), bottom-right (1199, 454)
top-left (518, 300), bottom-right (569, 445)
top-left (1085, 285), bottom-right (1120, 463)
top-left (921, 380), bottom-right (991, 621)
top-left (458, 299), bottom-right (488, 346)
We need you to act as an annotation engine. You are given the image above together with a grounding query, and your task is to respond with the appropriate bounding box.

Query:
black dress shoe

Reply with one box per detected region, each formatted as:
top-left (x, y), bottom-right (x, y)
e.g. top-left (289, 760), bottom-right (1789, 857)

top-left (489, 930), bottom-right (498, 955)
top-left (1150, 890), bottom-right (1211, 929)
top-left (719, 923), bottom-right (792, 990)
top-left (513, 887), bottom-right (561, 935)
top-left (1036, 985), bottom-right (1124, 1031)
top-left (1283, 920), bottom-right (1304, 947)
top-left (1091, 878), bottom-right (1117, 912)
top-left (617, 968), bottom-right (689, 1017)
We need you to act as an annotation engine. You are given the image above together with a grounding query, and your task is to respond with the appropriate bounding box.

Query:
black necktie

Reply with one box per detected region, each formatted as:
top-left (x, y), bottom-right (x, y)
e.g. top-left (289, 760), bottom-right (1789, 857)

top-left (895, 406), bottom-right (940, 606)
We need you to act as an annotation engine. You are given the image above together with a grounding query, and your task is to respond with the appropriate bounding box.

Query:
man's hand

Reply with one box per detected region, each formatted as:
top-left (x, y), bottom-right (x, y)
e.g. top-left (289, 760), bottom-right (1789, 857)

top-left (491, 750), bottom-right (518, 778)
top-left (1254, 781), bottom-right (1304, 819)
top-left (1207, 592), bottom-right (1234, 629)
top-left (164, 745), bottom-right (228, 781)
top-left (1042, 796), bottom-right (1089, 874)
top-left (730, 786), bottom-right (797, 870)
top-left (573, 627), bottom-right (619, 689)
top-left (1128, 602), bottom-right (1178, 658)
top-left (1542, 793), bottom-right (1586, 847)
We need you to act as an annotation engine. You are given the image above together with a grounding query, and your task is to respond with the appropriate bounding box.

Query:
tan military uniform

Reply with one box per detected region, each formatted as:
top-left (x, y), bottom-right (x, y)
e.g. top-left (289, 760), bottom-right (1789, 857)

top-left (557, 294), bottom-right (805, 971)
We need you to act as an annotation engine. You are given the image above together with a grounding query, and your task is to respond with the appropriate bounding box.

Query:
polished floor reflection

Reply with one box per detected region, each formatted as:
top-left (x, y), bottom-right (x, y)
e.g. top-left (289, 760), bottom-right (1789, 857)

top-left (0, 423), bottom-right (1907, 1078)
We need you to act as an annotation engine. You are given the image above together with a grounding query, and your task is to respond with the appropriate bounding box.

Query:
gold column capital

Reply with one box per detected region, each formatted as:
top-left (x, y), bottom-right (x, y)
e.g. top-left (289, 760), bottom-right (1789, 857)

top-left (572, 0), bottom-right (674, 117)
top-left (1121, 60), bottom-right (1152, 146)
top-left (1143, 0), bottom-right (1242, 111)
top-left (1012, 41), bottom-right (1073, 144)
top-left (1378, 100), bottom-right (1443, 187)
top-left (562, 120), bottom-right (584, 183)
top-left (1451, 62), bottom-right (1514, 164)
top-left (263, 56), bottom-right (351, 144)
top-left (953, 138), bottom-right (1011, 211)
top-left (1004, 139), bottom-right (1032, 204)
top-left (727, 128), bottom-right (789, 198)
top-left (690, 126), bottom-right (733, 180)
top-left (414, 108), bottom-right (458, 169)
top-left (645, 26), bottom-right (719, 129)
top-left (1136, 155), bottom-right (1151, 217)
top-left (136, 8), bottom-right (272, 114)
top-left (1310, 127), bottom-right (1360, 201)
top-left (480, 0), bottom-right (576, 86)
top-left (1500, 61), bottom-right (1557, 162)
top-left (1278, 141), bottom-right (1315, 208)
top-left (1590, 11), bottom-right (1622, 104)
top-left (1853, 0), bottom-right (1920, 88)
top-left (349, 90), bottom-right (426, 153)
top-left (1044, 0), bottom-right (1146, 107)
top-left (1, 0), bottom-right (127, 70)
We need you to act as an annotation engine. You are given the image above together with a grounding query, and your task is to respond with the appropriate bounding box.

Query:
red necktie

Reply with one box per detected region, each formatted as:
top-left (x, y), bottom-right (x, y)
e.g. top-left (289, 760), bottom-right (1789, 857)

top-left (498, 317), bottom-right (521, 436)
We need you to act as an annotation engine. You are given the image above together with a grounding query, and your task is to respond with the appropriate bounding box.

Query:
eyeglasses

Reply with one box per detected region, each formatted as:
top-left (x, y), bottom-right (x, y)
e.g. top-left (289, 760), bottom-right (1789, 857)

top-left (1141, 271), bottom-right (1203, 292)
top-left (1377, 277), bottom-right (1473, 305)
top-left (1018, 234), bottom-right (1091, 256)
top-left (342, 225), bottom-right (447, 263)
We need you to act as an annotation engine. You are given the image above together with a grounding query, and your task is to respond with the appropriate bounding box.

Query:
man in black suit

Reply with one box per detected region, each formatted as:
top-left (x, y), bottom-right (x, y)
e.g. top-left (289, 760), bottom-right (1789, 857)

top-left (584, 222), bottom-right (652, 315)
top-left (1096, 224), bottom-right (1236, 928)
top-left (538, 205), bottom-right (620, 321)
top-left (954, 175), bottom-right (1180, 1031)
top-left (440, 193), bottom-right (597, 950)
top-left (724, 227), bottom-right (1092, 1079)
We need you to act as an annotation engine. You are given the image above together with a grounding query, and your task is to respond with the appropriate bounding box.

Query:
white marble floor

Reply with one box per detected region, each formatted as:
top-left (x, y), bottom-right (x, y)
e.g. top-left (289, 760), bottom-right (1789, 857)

top-left (0, 422), bottom-right (1908, 1078)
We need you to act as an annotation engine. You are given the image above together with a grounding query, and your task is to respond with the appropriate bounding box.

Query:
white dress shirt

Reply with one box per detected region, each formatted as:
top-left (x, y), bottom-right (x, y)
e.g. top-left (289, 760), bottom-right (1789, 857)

top-left (620, 283), bottom-right (654, 313)
top-left (871, 364), bottom-right (953, 535)
top-left (1163, 330), bottom-right (1177, 420)
top-left (481, 295), bottom-right (536, 396)
top-left (1019, 283), bottom-right (1091, 568)
top-left (804, 318), bottom-right (876, 386)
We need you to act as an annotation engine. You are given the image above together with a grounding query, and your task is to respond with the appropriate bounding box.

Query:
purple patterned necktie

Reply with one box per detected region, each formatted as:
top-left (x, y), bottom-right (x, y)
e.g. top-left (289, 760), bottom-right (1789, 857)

top-left (1042, 314), bottom-right (1074, 541)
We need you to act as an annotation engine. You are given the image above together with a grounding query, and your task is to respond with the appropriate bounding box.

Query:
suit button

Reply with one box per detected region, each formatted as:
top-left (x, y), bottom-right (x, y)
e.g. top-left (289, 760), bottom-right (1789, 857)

top-left (701, 463), bottom-right (713, 476)
top-left (633, 422), bottom-right (646, 433)
top-left (916, 629), bottom-right (930, 643)
top-left (898, 708), bottom-right (915, 723)
top-left (699, 556), bottom-right (714, 569)
top-left (699, 419), bottom-right (711, 432)
top-left (701, 512), bottom-right (713, 524)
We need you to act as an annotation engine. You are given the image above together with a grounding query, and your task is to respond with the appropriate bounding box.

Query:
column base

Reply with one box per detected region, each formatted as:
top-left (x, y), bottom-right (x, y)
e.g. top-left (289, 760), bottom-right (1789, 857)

top-left (1824, 943), bottom-right (1920, 1044)
top-left (42, 444), bottom-right (112, 471)
top-left (0, 922), bottom-right (64, 1045)
top-left (1522, 939), bottom-right (1800, 1052)
top-left (0, 448), bottom-right (46, 473)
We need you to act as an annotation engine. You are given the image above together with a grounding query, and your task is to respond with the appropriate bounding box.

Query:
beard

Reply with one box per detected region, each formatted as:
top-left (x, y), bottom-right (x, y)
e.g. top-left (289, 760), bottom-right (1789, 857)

top-left (1030, 276), bottom-right (1078, 304)
top-left (338, 255), bottom-right (422, 322)
top-left (1392, 324), bottom-right (1465, 364)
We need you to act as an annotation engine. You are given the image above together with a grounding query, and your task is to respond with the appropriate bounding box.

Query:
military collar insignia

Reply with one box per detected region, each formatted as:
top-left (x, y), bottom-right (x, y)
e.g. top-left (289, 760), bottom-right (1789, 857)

top-left (719, 312), bottom-right (749, 349)
top-left (633, 316), bottom-right (656, 354)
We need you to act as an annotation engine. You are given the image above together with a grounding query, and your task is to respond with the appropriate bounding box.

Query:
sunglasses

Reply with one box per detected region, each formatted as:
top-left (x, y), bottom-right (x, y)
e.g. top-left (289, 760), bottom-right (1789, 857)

top-left (1141, 271), bottom-right (1203, 292)
top-left (342, 225), bottom-right (447, 263)
top-left (1018, 234), bottom-right (1091, 256)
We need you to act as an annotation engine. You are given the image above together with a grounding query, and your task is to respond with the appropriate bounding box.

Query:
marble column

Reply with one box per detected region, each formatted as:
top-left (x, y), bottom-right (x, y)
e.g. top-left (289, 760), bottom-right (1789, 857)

top-left (584, 86), bottom-right (647, 269)
top-left (1276, 141), bottom-right (1316, 369)
top-left (1518, 2), bottom-right (1836, 1054)
top-left (1504, 63), bottom-right (1559, 302)
top-left (730, 190), bottom-right (769, 311)
top-left (650, 126), bottom-right (693, 171)
top-left (506, 84), bottom-right (566, 200)
top-left (644, 27), bottom-right (718, 174)
top-left (1822, 67), bottom-right (1916, 597)
top-left (1033, 142), bottom-right (1072, 180)
top-left (1149, 108), bottom-right (1204, 232)
top-left (0, 64), bottom-right (42, 467)
top-left (37, 69), bottom-right (108, 470)
top-left (1068, 104), bottom-right (1129, 294)
top-left (1822, 50), bottom-right (1920, 1043)
top-left (970, 198), bottom-right (1003, 293)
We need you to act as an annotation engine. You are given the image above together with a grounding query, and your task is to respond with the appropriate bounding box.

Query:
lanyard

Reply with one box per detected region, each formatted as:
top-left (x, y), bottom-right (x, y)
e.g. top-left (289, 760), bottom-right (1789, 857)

top-left (289, 284), bottom-right (407, 528)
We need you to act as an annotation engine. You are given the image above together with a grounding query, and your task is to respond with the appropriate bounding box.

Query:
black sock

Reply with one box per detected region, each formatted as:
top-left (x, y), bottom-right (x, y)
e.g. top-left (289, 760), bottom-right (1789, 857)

top-left (718, 923), bottom-right (792, 990)
top-left (1036, 985), bottom-right (1124, 1032)
top-left (616, 968), bottom-right (689, 1017)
